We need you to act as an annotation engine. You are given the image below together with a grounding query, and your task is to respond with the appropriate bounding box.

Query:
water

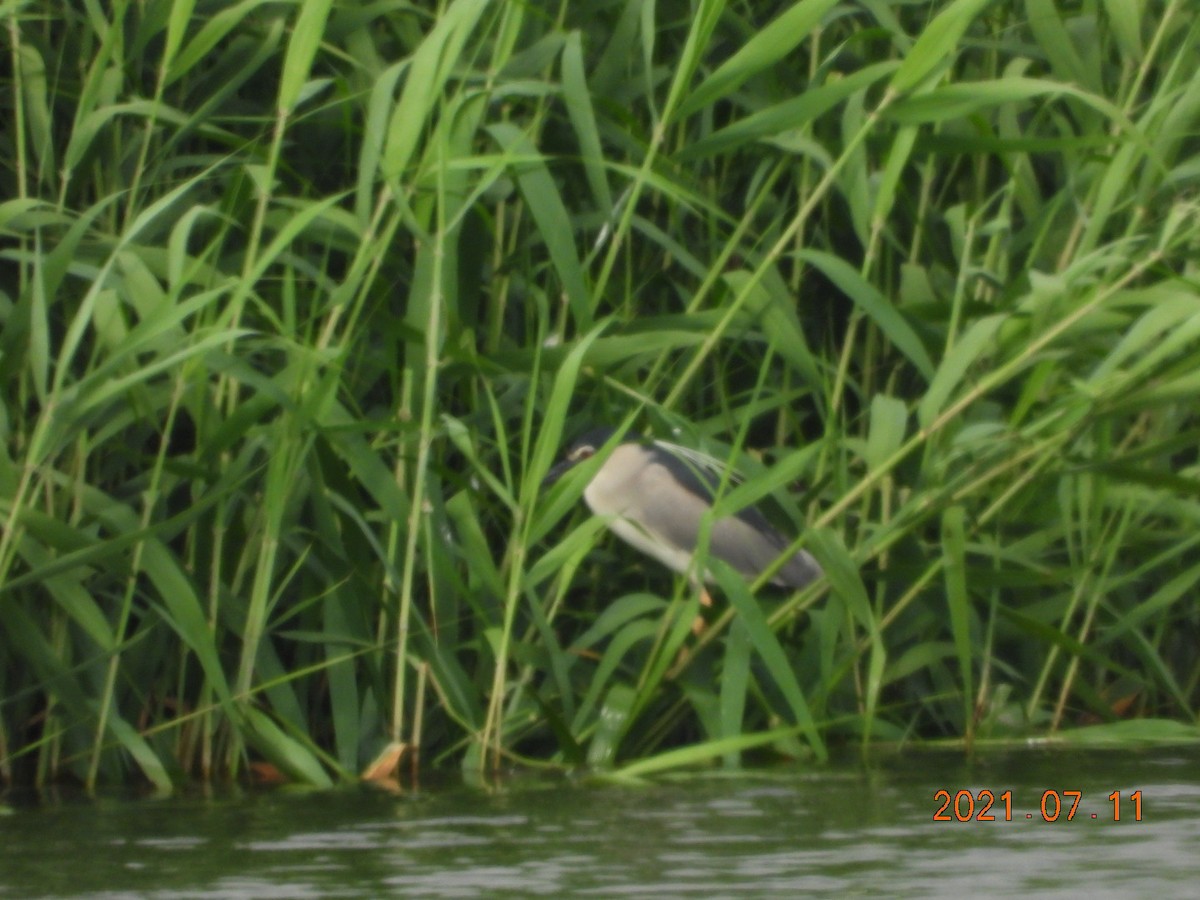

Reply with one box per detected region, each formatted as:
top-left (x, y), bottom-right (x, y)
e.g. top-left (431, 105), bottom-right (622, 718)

top-left (2, 747), bottom-right (1198, 898)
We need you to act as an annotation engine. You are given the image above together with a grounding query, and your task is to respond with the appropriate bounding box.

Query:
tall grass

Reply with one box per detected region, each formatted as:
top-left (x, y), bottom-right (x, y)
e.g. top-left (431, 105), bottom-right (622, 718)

top-left (1, 0), bottom-right (1198, 788)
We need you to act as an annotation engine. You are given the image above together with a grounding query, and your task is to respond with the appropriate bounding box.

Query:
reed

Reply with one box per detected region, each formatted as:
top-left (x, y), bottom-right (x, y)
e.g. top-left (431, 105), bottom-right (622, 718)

top-left (1, 0), bottom-right (1198, 788)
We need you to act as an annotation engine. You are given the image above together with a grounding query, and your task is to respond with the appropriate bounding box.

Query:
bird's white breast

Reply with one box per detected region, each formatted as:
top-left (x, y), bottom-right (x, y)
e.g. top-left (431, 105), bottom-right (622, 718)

top-left (582, 444), bottom-right (696, 577)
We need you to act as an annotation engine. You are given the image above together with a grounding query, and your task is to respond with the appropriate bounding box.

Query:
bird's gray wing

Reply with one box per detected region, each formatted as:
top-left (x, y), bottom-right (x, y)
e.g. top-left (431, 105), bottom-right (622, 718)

top-left (625, 457), bottom-right (713, 566)
top-left (710, 511), bottom-right (821, 587)
top-left (631, 448), bottom-right (820, 586)
top-left (648, 448), bottom-right (825, 588)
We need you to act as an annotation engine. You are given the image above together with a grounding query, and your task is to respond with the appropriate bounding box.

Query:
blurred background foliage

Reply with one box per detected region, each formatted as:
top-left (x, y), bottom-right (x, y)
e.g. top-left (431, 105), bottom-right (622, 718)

top-left (1, 0), bottom-right (1199, 789)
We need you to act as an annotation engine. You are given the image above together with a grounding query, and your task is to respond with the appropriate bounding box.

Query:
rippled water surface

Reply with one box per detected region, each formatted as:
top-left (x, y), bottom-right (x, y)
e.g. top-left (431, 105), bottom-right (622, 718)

top-left (3, 747), bottom-right (1198, 898)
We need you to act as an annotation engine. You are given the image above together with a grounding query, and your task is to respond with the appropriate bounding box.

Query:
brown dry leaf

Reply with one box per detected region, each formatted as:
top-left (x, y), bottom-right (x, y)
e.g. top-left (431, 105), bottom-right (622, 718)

top-left (250, 762), bottom-right (288, 785)
top-left (361, 741), bottom-right (407, 783)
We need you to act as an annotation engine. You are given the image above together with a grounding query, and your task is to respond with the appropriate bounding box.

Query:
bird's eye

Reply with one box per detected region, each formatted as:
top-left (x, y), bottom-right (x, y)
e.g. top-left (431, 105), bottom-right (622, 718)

top-left (570, 446), bottom-right (596, 462)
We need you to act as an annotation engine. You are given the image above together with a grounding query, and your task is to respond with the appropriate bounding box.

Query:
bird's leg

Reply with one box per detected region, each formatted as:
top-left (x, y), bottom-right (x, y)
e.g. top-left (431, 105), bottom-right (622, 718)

top-left (690, 585), bottom-right (713, 635)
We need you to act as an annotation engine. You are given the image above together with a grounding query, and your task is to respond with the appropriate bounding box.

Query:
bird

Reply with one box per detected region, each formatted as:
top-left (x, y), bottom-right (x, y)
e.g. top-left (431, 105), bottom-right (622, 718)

top-left (543, 427), bottom-right (822, 592)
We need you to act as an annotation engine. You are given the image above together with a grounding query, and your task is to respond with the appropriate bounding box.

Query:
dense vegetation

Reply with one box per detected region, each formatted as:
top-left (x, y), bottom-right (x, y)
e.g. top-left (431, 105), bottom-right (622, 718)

top-left (2, 0), bottom-right (1199, 790)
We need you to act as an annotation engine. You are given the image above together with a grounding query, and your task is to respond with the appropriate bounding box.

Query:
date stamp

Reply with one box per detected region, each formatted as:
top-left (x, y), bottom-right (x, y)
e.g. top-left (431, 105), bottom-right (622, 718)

top-left (933, 789), bottom-right (1143, 822)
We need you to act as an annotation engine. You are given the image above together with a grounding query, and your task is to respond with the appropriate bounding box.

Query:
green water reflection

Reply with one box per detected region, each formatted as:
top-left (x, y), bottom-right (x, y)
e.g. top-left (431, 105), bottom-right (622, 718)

top-left (2, 748), bottom-right (1198, 897)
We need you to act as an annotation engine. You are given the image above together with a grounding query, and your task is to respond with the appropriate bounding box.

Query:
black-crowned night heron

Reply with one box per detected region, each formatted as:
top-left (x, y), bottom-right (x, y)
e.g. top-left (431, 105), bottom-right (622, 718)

top-left (544, 427), bottom-right (822, 591)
